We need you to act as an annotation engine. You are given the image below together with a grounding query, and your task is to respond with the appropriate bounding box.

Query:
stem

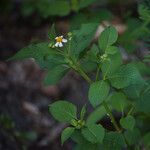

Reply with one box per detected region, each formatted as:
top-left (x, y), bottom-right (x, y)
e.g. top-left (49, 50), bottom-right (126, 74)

top-left (77, 67), bottom-right (92, 84)
top-left (102, 101), bottom-right (122, 132)
top-left (71, 60), bottom-right (122, 133)
top-left (127, 106), bottom-right (134, 116)
top-left (95, 65), bottom-right (100, 81)
top-left (69, 57), bottom-right (92, 84)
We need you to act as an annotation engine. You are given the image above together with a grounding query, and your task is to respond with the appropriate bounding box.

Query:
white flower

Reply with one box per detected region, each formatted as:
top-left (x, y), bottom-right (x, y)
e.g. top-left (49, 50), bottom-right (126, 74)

top-left (55, 35), bottom-right (67, 47)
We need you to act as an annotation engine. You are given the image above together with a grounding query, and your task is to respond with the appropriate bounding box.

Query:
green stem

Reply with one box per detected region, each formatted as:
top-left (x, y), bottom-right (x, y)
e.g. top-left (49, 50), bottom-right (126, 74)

top-left (71, 60), bottom-right (122, 133)
top-left (68, 57), bottom-right (92, 84)
top-left (77, 66), bottom-right (92, 84)
top-left (102, 101), bottom-right (122, 132)
top-left (122, 133), bottom-right (132, 150)
top-left (95, 65), bottom-right (100, 81)
top-left (127, 106), bottom-right (134, 116)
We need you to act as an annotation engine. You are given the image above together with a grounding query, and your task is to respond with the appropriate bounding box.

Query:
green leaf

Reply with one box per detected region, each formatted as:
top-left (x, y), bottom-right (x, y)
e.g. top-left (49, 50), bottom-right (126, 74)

top-left (110, 63), bottom-right (145, 89)
top-left (49, 101), bottom-right (77, 123)
top-left (88, 81), bottom-right (110, 107)
top-left (120, 115), bottom-right (135, 131)
top-left (81, 60), bottom-right (97, 73)
top-left (61, 127), bottom-right (75, 145)
top-left (124, 128), bottom-right (141, 146)
top-left (8, 42), bottom-right (50, 61)
top-left (71, 23), bottom-right (98, 59)
top-left (44, 65), bottom-right (69, 85)
top-left (86, 44), bottom-right (99, 62)
top-left (79, 0), bottom-right (97, 9)
top-left (123, 83), bottom-right (145, 99)
top-left (136, 86), bottom-right (150, 114)
top-left (98, 26), bottom-right (118, 52)
top-left (138, 4), bottom-right (150, 21)
top-left (101, 51), bottom-right (122, 77)
top-left (36, 0), bottom-right (71, 17)
top-left (108, 92), bottom-right (128, 112)
top-left (118, 18), bottom-right (146, 53)
top-left (48, 24), bottom-right (56, 40)
top-left (80, 105), bottom-right (86, 120)
top-left (86, 106), bottom-right (106, 126)
top-left (142, 132), bottom-right (150, 149)
top-left (71, 130), bottom-right (100, 150)
top-left (133, 61), bottom-right (150, 76)
top-left (105, 46), bottom-right (118, 55)
top-left (102, 132), bottom-right (126, 150)
top-left (81, 124), bottom-right (105, 144)
top-left (70, 9), bottom-right (112, 30)
top-left (8, 42), bottom-right (65, 69)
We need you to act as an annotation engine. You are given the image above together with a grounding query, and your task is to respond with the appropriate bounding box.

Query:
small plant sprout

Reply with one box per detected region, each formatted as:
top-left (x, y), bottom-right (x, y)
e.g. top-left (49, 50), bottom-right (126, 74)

top-left (55, 35), bottom-right (68, 47)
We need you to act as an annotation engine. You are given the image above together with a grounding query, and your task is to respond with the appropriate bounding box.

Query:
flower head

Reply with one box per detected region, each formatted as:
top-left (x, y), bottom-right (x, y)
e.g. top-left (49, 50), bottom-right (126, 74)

top-left (55, 35), bottom-right (67, 47)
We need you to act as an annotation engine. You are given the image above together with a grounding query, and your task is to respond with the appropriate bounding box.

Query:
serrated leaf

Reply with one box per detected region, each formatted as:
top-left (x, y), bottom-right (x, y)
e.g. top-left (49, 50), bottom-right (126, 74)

top-left (44, 65), bottom-right (69, 85)
top-left (71, 23), bottom-right (98, 59)
top-left (71, 130), bottom-right (100, 150)
top-left (110, 63), bottom-right (145, 89)
top-left (142, 132), bottom-right (150, 149)
top-left (108, 92), bottom-right (128, 112)
top-left (81, 124), bottom-right (105, 144)
top-left (49, 101), bottom-right (77, 123)
top-left (136, 86), bottom-right (150, 114)
top-left (120, 115), bottom-right (135, 131)
top-left (88, 80), bottom-right (110, 107)
top-left (8, 42), bottom-right (64, 69)
top-left (123, 83), bottom-right (145, 99)
top-left (8, 42), bottom-right (50, 61)
top-left (86, 106), bottom-right (106, 126)
top-left (101, 51), bottom-right (122, 77)
top-left (134, 61), bottom-right (150, 76)
top-left (61, 127), bottom-right (75, 145)
top-left (102, 132), bottom-right (126, 150)
top-left (105, 46), bottom-right (118, 54)
top-left (124, 128), bottom-right (141, 146)
top-left (98, 26), bottom-right (118, 52)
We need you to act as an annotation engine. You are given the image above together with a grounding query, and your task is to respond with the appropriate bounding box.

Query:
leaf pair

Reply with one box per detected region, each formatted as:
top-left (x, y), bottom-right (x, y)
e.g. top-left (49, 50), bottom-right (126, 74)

top-left (98, 26), bottom-right (122, 78)
top-left (49, 101), bottom-right (86, 144)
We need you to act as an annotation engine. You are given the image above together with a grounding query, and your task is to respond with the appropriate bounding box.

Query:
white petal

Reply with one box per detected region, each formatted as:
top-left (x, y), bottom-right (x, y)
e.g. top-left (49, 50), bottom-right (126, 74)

top-left (62, 38), bottom-right (67, 43)
top-left (55, 37), bottom-right (58, 40)
top-left (55, 42), bottom-right (59, 47)
top-left (61, 35), bottom-right (63, 38)
top-left (58, 42), bottom-right (63, 47)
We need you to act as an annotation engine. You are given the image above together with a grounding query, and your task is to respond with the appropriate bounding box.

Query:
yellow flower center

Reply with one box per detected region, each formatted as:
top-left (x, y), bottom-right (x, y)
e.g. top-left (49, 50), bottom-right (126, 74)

top-left (56, 37), bottom-right (63, 43)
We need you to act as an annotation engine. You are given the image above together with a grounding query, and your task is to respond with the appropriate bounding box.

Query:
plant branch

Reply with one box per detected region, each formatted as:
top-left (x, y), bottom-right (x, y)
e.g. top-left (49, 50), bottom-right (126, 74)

top-left (71, 60), bottom-right (122, 133)
top-left (102, 101), bottom-right (122, 132)
top-left (95, 65), bottom-right (100, 81)
top-left (77, 66), bottom-right (92, 84)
